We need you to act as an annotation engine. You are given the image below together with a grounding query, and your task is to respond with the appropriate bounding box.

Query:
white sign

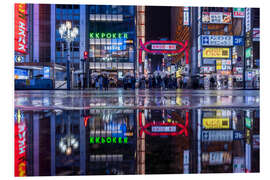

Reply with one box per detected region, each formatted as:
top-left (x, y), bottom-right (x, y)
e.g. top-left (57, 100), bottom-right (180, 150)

top-left (246, 8), bottom-right (251, 32)
top-left (151, 126), bottom-right (176, 132)
top-left (253, 28), bottom-right (260, 41)
top-left (183, 150), bottom-right (189, 174)
top-left (151, 44), bottom-right (176, 50)
top-left (245, 143), bottom-right (251, 171)
top-left (201, 35), bottom-right (233, 46)
top-left (183, 8), bottom-right (189, 26)
top-left (202, 130), bottom-right (233, 142)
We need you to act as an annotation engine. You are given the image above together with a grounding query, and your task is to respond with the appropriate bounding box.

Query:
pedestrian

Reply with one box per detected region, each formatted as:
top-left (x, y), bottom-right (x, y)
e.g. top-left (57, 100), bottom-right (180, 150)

top-left (131, 76), bottom-right (135, 89)
top-left (183, 76), bottom-right (187, 89)
top-left (210, 76), bottom-right (215, 89)
top-left (149, 75), bottom-right (153, 89)
top-left (98, 75), bottom-right (103, 90)
top-left (95, 77), bottom-right (99, 89)
top-left (103, 75), bottom-right (109, 91)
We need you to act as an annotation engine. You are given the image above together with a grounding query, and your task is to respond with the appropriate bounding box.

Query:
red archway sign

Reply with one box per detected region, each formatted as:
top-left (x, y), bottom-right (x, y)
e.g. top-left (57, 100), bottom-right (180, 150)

top-left (139, 111), bottom-right (189, 137)
top-left (139, 39), bottom-right (189, 64)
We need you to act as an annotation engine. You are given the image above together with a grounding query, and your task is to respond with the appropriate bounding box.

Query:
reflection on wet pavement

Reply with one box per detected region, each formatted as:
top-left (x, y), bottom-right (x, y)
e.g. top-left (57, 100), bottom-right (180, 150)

top-left (15, 89), bottom-right (259, 110)
top-left (14, 90), bottom-right (260, 176)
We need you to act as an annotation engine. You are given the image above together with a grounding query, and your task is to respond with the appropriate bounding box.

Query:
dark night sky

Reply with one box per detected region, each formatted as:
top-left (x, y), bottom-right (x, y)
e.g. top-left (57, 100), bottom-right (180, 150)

top-left (146, 6), bottom-right (171, 72)
top-left (146, 6), bottom-right (171, 41)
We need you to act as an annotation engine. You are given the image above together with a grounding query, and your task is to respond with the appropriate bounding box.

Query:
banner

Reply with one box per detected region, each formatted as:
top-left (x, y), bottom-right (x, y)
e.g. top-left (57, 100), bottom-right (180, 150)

top-left (202, 12), bottom-right (232, 24)
top-left (203, 48), bottom-right (230, 58)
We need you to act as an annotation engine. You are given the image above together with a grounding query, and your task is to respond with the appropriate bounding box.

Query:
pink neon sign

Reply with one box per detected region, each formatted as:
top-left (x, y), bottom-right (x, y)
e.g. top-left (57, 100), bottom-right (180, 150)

top-left (139, 39), bottom-right (189, 64)
top-left (139, 111), bottom-right (189, 137)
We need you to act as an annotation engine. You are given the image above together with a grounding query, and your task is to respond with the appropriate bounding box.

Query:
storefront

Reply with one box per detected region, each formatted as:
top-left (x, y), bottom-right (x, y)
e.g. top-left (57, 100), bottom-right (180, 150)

top-left (88, 6), bottom-right (137, 79)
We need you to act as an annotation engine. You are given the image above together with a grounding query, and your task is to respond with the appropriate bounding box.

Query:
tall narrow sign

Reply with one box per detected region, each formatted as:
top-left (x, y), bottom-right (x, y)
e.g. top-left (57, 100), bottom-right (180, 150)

top-left (15, 4), bottom-right (27, 54)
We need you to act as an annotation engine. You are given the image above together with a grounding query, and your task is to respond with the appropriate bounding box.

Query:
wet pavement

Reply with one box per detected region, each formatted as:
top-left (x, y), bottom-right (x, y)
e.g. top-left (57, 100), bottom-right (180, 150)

top-left (15, 89), bottom-right (259, 110)
top-left (14, 89), bottom-right (260, 176)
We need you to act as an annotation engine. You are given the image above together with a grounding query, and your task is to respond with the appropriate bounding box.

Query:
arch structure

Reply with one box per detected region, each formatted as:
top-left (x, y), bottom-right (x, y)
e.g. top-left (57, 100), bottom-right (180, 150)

top-left (139, 39), bottom-right (189, 65)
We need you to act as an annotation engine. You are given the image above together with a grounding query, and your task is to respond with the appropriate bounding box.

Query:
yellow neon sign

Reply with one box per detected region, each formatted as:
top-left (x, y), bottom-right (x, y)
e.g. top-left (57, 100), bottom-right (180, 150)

top-left (203, 48), bottom-right (230, 58)
top-left (203, 117), bottom-right (230, 129)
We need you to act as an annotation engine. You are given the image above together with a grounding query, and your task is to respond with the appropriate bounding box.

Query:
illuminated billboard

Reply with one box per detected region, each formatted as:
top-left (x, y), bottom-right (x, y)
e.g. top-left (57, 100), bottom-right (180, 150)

top-left (14, 110), bottom-right (27, 177)
top-left (202, 12), bottom-right (232, 24)
top-left (15, 3), bottom-right (27, 54)
top-left (202, 117), bottom-right (230, 129)
top-left (203, 48), bottom-right (230, 58)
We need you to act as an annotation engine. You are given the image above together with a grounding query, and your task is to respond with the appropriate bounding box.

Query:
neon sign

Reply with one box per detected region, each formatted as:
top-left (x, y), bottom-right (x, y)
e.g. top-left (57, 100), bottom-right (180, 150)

top-left (14, 110), bottom-right (27, 177)
top-left (90, 137), bottom-right (128, 144)
top-left (139, 111), bottom-right (189, 137)
top-left (139, 40), bottom-right (189, 64)
top-left (15, 3), bottom-right (27, 54)
top-left (90, 32), bottom-right (128, 39)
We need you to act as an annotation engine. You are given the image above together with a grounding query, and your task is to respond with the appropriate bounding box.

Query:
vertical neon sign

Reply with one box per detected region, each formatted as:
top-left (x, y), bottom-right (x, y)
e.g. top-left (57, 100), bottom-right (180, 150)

top-left (14, 110), bottom-right (27, 176)
top-left (15, 3), bottom-right (27, 54)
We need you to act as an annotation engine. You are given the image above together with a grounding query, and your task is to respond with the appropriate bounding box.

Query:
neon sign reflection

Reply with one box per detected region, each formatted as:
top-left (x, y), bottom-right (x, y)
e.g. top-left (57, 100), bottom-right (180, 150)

top-left (139, 111), bottom-right (189, 137)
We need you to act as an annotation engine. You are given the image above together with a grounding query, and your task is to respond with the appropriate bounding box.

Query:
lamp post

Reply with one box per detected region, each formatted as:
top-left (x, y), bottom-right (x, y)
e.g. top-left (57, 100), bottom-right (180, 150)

top-left (59, 21), bottom-right (79, 90)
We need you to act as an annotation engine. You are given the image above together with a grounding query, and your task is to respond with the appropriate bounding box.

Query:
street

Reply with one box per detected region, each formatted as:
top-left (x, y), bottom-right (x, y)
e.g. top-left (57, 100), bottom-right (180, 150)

top-left (15, 89), bottom-right (259, 110)
top-left (14, 89), bottom-right (260, 175)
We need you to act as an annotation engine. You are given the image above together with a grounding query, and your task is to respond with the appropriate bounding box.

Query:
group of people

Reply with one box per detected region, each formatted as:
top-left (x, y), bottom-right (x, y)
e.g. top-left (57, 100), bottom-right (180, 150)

top-left (138, 74), bottom-right (188, 89)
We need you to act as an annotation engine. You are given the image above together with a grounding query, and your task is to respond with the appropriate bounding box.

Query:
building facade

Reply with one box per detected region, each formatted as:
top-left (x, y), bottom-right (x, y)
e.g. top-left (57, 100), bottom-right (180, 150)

top-left (14, 4), bottom-right (139, 89)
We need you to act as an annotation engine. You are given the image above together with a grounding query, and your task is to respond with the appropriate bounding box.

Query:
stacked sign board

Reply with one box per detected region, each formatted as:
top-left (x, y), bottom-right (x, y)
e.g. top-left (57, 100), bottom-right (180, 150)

top-left (200, 11), bottom-right (244, 75)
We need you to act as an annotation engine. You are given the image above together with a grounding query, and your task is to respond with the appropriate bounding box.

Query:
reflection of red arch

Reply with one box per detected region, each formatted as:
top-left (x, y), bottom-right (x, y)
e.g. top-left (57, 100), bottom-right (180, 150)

top-left (139, 39), bottom-right (189, 64)
top-left (139, 111), bottom-right (189, 137)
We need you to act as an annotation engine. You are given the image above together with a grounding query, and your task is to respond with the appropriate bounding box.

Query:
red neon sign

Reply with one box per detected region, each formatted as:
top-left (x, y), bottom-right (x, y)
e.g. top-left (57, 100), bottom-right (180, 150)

top-left (14, 110), bottom-right (27, 177)
top-left (139, 111), bottom-right (189, 137)
top-left (84, 115), bottom-right (91, 127)
top-left (139, 39), bottom-right (189, 64)
top-left (15, 3), bottom-right (27, 54)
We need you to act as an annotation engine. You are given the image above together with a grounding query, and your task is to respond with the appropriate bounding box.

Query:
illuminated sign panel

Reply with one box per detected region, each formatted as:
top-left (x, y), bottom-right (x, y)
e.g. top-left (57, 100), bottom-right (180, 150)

top-left (201, 35), bottom-right (233, 46)
top-left (14, 110), bottom-right (27, 177)
top-left (90, 137), bottom-right (128, 144)
top-left (233, 8), bottom-right (245, 18)
top-left (15, 4), bottom-right (27, 54)
top-left (203, 118), bottom-right (230, 129)
top-left (151, 126), bottom-right (177, 133)
top-left (245, 48), bottom-right (252, 58)
top-left (246, 8), bottom-right (251, 32)
top-left (151, 44), bottom-right (176, 50)
top-left (203, 48), bottom-right (230, 58)
top-left (202, 130), bottom-right (233, 142)
top-left (202, 152), bottom-right (232, 165)
top-left (202, 12), bottom-right (232, 24)
top-left (89, 32), bottom-right (128, 39)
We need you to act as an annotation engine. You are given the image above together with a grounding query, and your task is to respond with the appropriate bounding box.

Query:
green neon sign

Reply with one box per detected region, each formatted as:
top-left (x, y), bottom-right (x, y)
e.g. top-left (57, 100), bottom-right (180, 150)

top-left (90, 137), bottom-right (128, 144)
top-left (89, 32), bottom-right (128, 39)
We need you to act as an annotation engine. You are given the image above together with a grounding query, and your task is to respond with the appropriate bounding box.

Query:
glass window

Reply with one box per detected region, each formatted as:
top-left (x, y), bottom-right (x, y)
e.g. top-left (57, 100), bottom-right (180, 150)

top-left (89, 6), bottom-right (96, 14)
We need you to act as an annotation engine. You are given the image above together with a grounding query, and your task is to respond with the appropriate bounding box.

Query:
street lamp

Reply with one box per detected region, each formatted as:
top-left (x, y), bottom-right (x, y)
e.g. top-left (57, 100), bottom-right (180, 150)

top-left (59, 21), bottom-right (79, 90)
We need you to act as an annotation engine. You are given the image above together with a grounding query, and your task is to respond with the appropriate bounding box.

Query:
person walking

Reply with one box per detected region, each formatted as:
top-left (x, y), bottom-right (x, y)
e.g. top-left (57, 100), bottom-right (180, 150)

top-left (103, 75), bottom-right (109, 91)
top-left (98, 75), bottom-right (103, 90)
